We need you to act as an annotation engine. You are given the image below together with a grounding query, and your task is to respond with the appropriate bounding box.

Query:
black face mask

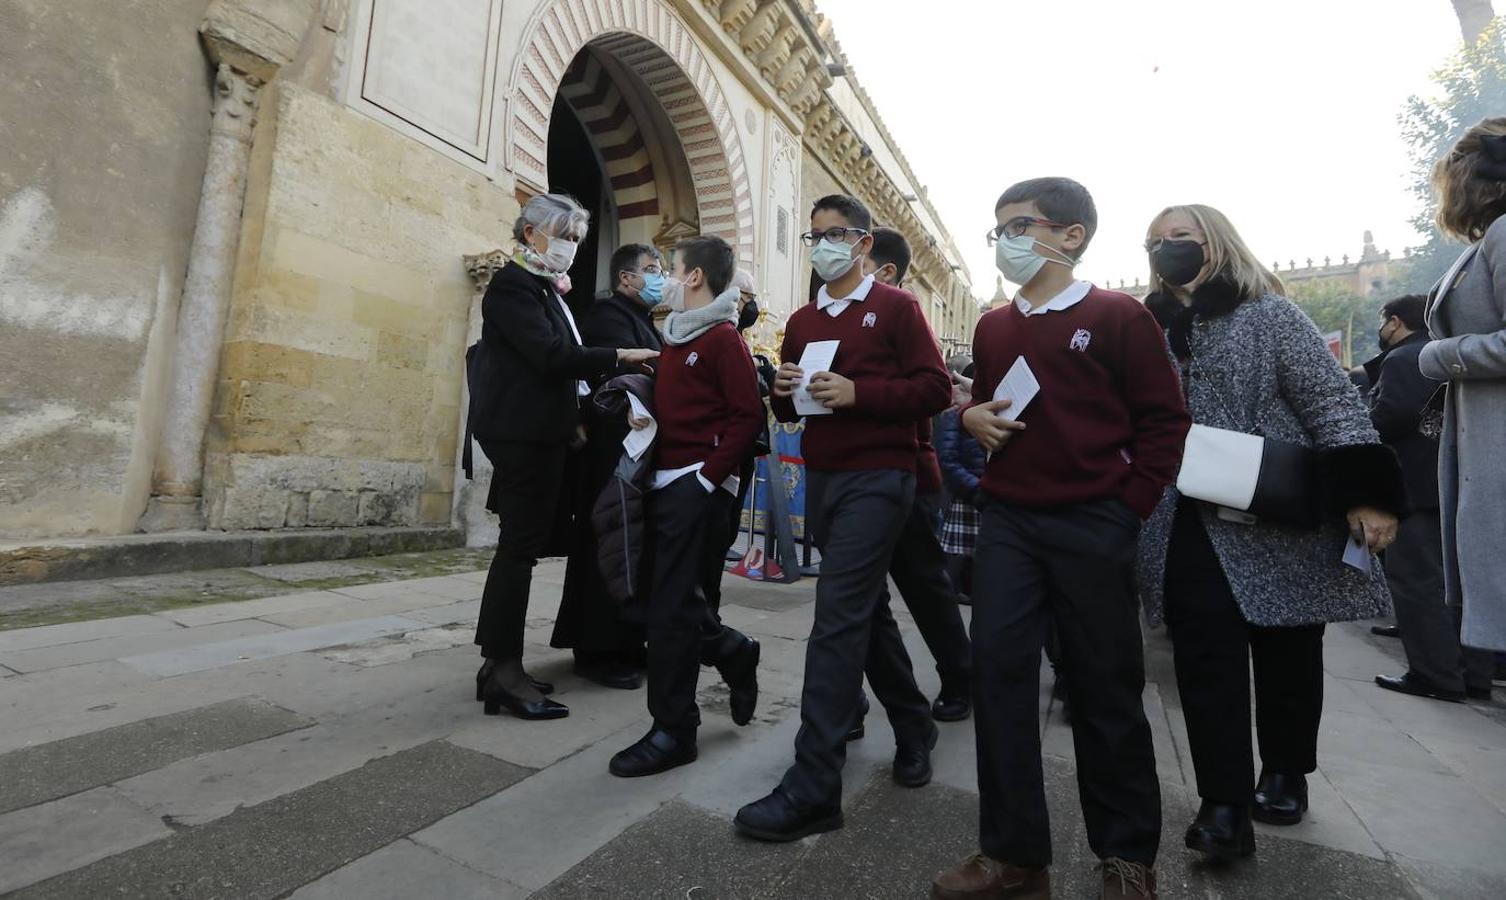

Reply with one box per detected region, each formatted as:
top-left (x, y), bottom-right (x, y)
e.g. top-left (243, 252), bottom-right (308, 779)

top-left (1150, 239), bottom-right (1206, 287)
top-left (738, 299), bottom-right (760, 331)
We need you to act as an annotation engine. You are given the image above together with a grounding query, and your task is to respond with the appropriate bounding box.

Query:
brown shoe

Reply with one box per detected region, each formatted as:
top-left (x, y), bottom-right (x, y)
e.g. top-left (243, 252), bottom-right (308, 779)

top-left (931, 853), bottom-right (1050, 899)
top-left (1098, 858), bottom-right (1156, 900)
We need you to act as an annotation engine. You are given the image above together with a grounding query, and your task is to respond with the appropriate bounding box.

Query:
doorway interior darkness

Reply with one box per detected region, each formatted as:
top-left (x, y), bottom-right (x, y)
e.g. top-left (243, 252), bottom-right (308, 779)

top-left (546, 92), bottom-right (612, 316)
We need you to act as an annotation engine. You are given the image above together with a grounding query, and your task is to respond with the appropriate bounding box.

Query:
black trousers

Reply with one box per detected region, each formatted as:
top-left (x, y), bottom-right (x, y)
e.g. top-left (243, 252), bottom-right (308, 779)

top-left (780, 470), bottom-right (933, 808)
top-left (475, 440), bottom-right (569, 661)
top-left (972, 498), bottom-right (1160, 868)
top-left (1387, 509), bottom-right (1494, 693)
top-left (644, 474), bottom-right (738, 741)
top-left (877, 491), bottom-right (972, 698)
top-left (1163, 502), bottom-right (1325, 804)
top-left (701, 456), bottom-right (756, 627)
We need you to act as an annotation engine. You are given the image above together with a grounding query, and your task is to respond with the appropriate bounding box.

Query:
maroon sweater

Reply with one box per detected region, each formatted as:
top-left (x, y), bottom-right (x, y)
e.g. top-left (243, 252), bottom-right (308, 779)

top-left (655, 323), bottom-right (766, 486)
top-left (917, 419), bottom-right (942, 495)
top-left (969, 286), bottom-right (1190, 518)
top-left (772, 281), bottom-right (952, 473)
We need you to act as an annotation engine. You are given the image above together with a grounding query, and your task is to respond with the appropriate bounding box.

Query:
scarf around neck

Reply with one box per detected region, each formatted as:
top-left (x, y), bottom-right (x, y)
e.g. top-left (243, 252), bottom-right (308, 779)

top-left (512, 248), bottom-right (570, 295)
top-left (661, 287), bottom-right (740, 346)
top-left (1146, 272), bottom-right (1246, 360)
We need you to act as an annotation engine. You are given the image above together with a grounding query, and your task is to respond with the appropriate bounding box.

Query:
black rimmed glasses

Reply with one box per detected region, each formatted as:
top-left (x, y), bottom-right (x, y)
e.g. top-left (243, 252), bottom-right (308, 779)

top-left (985, 216), bottom-right (1068, 247)
top-left (800, 227), bottom-right (869, 247)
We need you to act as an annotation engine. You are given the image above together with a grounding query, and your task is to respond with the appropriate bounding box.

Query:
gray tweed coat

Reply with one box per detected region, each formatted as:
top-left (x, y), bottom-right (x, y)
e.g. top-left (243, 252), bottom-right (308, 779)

top-left (1420, 217), bottom-right (1506, 652)
top-left (1138, 293), bottom-right (1393, 628)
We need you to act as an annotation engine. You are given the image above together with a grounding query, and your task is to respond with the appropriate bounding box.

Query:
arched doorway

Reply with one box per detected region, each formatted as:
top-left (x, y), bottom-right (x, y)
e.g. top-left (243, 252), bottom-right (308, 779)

top-left (505, 0), bottom-right (756, 276)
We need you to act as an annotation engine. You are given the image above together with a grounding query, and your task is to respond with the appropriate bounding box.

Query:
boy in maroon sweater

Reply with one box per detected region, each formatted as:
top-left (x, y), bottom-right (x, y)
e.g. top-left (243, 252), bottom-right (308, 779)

top-left (932, 179), bottom-right (1189, 900)
top-left (735, 196), bottom-right (953, 842)
top-left (608, 236), bottom-right (766, 779)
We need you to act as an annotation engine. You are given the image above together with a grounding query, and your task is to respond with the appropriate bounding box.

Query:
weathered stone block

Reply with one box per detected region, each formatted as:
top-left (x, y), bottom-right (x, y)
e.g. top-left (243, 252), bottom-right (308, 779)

top-left (218, 487), bottom-right (290, 531)
top-left (356, 491), bottom-right (397, 526)
top-left (307, 490), bottom-right (358, 527)
top-left (418, 492), bottom-right (452, 526)
top-left (285, 492), bottom-right (309, 527)
top-left (201, 0), bottom-right (319, 81)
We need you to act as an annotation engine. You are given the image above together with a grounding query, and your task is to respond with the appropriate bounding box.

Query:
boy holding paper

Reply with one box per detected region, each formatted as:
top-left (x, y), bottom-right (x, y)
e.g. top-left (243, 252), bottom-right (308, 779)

top-left (735, 195), bottom-right (953, 842)
top-left (932, 178), bottom-right (1189, 900)
top-left (607, 235), bottom-right (766, 778)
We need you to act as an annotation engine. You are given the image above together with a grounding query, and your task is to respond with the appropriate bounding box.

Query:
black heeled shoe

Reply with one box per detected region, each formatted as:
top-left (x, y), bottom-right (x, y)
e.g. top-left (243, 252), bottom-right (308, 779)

top-left (1253, 772), bottom-right (1308, 826)
top-left (1184, 801), bottom-right (1255, 860)
top-left (476, 660), bottom-right (553, 701)
top-left (480, 666), bottom-right (568, 720)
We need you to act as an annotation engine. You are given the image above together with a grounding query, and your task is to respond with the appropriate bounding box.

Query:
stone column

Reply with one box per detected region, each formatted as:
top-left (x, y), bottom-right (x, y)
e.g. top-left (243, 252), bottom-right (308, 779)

top-left (454, 250), bottom-right (508, 547)
top-left (139, 64), bottom-right (264, 531)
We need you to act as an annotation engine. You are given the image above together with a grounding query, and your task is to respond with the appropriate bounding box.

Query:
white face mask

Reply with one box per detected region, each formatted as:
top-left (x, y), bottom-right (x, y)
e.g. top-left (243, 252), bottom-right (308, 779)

top-left (538, 235), bottom-right (579, 274)
top-left (811, 238), bottom-right (864, 282)
top-left (994, 233), bottom-right (1077, 286)
top-left (661, 276), bottom-right (687, 313)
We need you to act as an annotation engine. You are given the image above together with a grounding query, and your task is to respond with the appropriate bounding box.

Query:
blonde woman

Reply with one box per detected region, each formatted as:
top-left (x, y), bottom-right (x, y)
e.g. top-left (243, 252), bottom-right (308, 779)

top-left (1138, 205), bottom-right (1405, 861)
top-left (1420, 118), bottom-right (1506, 655)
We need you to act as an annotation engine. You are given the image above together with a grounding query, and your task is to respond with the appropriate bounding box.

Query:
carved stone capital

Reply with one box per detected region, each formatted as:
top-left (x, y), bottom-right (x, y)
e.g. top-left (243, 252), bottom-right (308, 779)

top-left (209, 64), bottom-right (265, 143)
top-left (464, 249), bottom-right (510, 294)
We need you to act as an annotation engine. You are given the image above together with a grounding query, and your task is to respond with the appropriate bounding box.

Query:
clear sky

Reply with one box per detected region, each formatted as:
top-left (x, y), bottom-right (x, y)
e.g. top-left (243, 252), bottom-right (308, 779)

top-left (814, 0), bottom-right (1466, 300)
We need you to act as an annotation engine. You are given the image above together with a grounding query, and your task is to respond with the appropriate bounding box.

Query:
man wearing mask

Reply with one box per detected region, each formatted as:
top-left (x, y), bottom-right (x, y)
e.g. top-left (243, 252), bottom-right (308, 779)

top-left (1367, 295), bottom-right (1494, 702)
top-left (551, 244), bottom-right (666, 688)
top-left (736, 195), bottom-right (952, 843)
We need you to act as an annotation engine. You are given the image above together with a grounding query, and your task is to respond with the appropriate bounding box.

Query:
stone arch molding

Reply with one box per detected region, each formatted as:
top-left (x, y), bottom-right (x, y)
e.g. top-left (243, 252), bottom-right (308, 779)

top-left (505, 0), bottom-right (755, 268)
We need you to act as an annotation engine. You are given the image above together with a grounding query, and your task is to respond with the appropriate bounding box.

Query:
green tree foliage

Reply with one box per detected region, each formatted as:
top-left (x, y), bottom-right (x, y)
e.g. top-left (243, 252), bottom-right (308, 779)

top-left (1287, 278), bottom-right (1386, 366)
top-left (1398, 20), bottom-right (1506, 293)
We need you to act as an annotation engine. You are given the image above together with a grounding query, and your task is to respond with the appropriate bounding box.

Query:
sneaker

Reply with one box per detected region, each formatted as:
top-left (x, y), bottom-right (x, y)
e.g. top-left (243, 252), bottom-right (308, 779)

top-left (1098, 858), bottom-right (1156, 900)
top-left (931, 853), bottom-right (1049, 900)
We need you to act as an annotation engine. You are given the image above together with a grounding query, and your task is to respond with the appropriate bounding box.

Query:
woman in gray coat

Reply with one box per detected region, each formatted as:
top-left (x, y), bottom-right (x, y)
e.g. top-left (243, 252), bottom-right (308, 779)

top-left (1139, 204), bottom-right (1406, 863)
top-left (1419, 119), bottom-right (1506, 655)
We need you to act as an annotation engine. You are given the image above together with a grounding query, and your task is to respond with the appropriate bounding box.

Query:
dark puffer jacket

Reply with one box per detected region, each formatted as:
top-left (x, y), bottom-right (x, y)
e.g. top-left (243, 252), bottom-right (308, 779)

top-left (589, 373), bottom-right (655, 604)
top-left (936, 407), bottom-right (985, 503)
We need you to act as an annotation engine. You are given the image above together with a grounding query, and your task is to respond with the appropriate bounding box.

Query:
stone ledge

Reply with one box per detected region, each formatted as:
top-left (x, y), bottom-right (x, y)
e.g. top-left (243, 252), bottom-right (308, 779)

top-left (0, 527), bottom-right (463, 587)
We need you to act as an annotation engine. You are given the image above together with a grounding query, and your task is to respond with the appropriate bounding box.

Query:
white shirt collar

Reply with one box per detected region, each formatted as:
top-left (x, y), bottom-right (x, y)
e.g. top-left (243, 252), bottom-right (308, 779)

top-left (816, 274), bottom-right (876, 312)
top-left (1014, 280), bottom-right (1091, 317)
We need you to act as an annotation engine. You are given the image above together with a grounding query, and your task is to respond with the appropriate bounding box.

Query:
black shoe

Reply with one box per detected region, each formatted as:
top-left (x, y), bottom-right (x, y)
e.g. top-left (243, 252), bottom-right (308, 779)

top-left (845, 692), bottom-right (870, 743)
top-left (1467, 685), bottom-right (1494, 701)
top-left (1371, 624), bottom-right (1401, 638)
top-left (710, 632), bottom-right (760, 726)
top-left (1375, 672), bottom-right (1465, 703)
top-left (608, 728), bottom-right (697, 778)
top-left (932, 693), bottom-right (971, 722)
top-left (573, 659), bottom-right (643, 690)
top-left (734, 787), bottom-right (843, 842)
top-left (1184, 801), bottom-right (1255, 861)
top-left (894, 725), bottom-right (939, 788)
top-left (1253, 773), bottom-right (1308, 826)
top-left (480, 674), bottom-right (569, 720)
top-left (476, 661), bottom-right (552, 700)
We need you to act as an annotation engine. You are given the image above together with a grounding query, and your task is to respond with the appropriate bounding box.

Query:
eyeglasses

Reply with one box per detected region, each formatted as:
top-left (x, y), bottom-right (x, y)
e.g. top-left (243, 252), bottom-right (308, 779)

top-left (800, 227), bottom-right (869, 247)
top-left (740, 291), bottom-right (758, 303)
top-left (1143, 236), bottom-right (1204, 253)
top-left (985, 217), bottom-right (1066, 247)
top-left (635, 264), bottom-right (663, 276)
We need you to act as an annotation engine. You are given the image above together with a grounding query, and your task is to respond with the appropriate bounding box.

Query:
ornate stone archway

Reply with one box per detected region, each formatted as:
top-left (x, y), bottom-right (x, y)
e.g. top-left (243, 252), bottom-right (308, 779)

top-left (505, 0), bottom-right (756, 269)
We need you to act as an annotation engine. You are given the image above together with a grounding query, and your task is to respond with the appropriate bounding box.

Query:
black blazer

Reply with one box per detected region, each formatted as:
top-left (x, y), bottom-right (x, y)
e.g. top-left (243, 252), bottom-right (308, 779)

top-left (469, 261), bottom-right (617, 444)
top-left (1364, 331), bottom-right (1441, 511)
top-left (580, 292), bottom-right (662, 387)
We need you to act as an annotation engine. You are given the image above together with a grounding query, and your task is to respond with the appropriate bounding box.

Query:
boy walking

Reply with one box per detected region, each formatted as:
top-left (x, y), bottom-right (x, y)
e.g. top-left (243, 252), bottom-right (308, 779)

top-left (932, 178), bottom-right (1189, 900)
top-left (608, 236), bottom-right (766, 778)
top-left (735, 196), bottom-right (953, 841)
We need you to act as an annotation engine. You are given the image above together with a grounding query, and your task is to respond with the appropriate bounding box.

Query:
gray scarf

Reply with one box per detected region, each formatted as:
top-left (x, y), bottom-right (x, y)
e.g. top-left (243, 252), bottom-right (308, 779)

top-left (661, 287), bottom-right (739, 346)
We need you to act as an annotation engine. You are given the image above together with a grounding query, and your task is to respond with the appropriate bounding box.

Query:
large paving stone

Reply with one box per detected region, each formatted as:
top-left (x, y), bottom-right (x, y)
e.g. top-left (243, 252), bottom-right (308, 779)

top-left (0, 787), bottom-right (171, 894)
top-left (0, 697), bottom-right (312, 815)
top-left (289, 838), bottom-right (527, 900)
top-left (0, 613), bottom-right (179, 652)
top-left (0, 618), bottom-right (286, 673)
top-left (8, 741), bottom-right (531, 900)
top-left (119, 614), bottom-right (424, 677)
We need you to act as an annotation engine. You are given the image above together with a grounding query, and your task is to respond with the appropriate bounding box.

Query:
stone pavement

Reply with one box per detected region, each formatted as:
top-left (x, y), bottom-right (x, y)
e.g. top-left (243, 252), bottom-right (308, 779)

top-left (2, 551), bottom-right (1505, 899)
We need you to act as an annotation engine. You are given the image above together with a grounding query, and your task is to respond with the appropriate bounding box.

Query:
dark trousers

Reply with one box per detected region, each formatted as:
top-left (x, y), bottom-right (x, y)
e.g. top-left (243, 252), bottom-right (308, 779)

top-left (1388, 509), bottom-right (1494, 692)
top-left (780, 470), bottom-right (933, 808)
top-left (701, 456), bottom-right (756, 627)
top-left (475, 441), bottom-right (568, 660)
top-left (878, 491), bottom-right (972, 698)
top-left (972, 498), bottom-right (1160, 868)
top-left (1163, 503), bottom-right (1324, 804)
top-left (644, 475), bottom-right (737, 741)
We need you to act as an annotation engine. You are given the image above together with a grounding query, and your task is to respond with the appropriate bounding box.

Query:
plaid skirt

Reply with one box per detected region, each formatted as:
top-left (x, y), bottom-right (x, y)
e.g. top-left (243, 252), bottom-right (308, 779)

top-left (939, 498), bottom-right (979, 556)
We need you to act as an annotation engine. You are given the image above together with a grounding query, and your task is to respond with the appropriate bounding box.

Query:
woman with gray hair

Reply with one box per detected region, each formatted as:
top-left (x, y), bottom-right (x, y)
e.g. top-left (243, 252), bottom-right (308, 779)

top-left (469, 193), bottom-right (659, 720)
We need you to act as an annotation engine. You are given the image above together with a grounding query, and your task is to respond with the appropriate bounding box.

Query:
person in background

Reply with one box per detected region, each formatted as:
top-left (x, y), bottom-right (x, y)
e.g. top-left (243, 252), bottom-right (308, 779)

top-left (469, 194), bottom-right (658, 720)
top-left (937, 359), bottom-right (982, 606)
top-left (934, 177), bottom-right (1187, 900)
top-left (608, 236), bottom-right (766, 777)
top-left (736, 195), bottom-right (952, 843)
top-left (1419, 117), bottom-right (1506, 657)
top-left (1139, 204), bottom-right (1403, 863)
top-left (1367, 295), bottom-right (1494, 701)
top-left (553, 243), bottom-right (665, 689)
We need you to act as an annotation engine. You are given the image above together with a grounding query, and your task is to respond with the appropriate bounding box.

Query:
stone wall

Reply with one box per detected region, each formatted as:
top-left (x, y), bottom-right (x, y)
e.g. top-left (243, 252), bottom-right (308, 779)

top-left (0, 0), bottom-right (212, 539)
top-left (202, 81), bottom-right (518, 531)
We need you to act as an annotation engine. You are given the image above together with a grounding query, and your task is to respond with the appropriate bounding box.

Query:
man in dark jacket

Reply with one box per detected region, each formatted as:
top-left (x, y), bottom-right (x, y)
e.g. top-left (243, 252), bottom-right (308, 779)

top-left (1368, 295), bottom-right (1494, 702)
top-left (551, 244), bottom-right (665, 688)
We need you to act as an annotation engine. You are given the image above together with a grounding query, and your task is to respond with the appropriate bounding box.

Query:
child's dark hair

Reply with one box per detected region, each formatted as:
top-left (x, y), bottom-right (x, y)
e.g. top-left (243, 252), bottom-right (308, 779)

top-left (1381, 294), bottom-right (1427, 331)
top-left (675, 235), bottom-right (736, 295)
top-left (994, 177), bottom-right (1098, 258)
top-left (870, 227), bottom-right (912, 284)
top-left (812, 194), bottom-right (873, 232)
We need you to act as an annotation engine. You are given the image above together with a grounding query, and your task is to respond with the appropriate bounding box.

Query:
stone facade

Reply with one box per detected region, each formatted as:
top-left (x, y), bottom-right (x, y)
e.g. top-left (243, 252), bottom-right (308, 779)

top-left (2, 0), bottom-right (980, 543)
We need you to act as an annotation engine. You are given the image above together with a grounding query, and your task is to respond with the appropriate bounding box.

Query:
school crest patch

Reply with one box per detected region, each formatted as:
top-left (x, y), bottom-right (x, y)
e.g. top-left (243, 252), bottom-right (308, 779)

top-left (862, 312), bottom-right (878, 328)
top-left (1069, 329), bottom-right (1092, 352)
top-left (687, 351), bottom-right (699, 366)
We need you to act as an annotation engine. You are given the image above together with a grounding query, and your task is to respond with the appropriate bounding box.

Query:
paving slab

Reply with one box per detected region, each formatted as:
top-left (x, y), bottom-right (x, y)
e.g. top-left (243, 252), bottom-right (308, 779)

top-left (0, 618), bottom-right (284, 673)
top-left (289, 838), bottom-right (528, 900)
top-left (0, 786), bottom-right (171, 894)
top-left (246, 560), bottom-right (385, 584)
top-left (0, 614), bottom-right (180, 653)
top-left (7, 741), bottom-right (532, 900)
top-left (119, 614), bottom-right (424, 677)
top-left (0, 697), bottom-right (312, 815)
top-left (152, 590), bottom-right (358, 627)
top-left (320, 623), bottom-right (474, 668)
